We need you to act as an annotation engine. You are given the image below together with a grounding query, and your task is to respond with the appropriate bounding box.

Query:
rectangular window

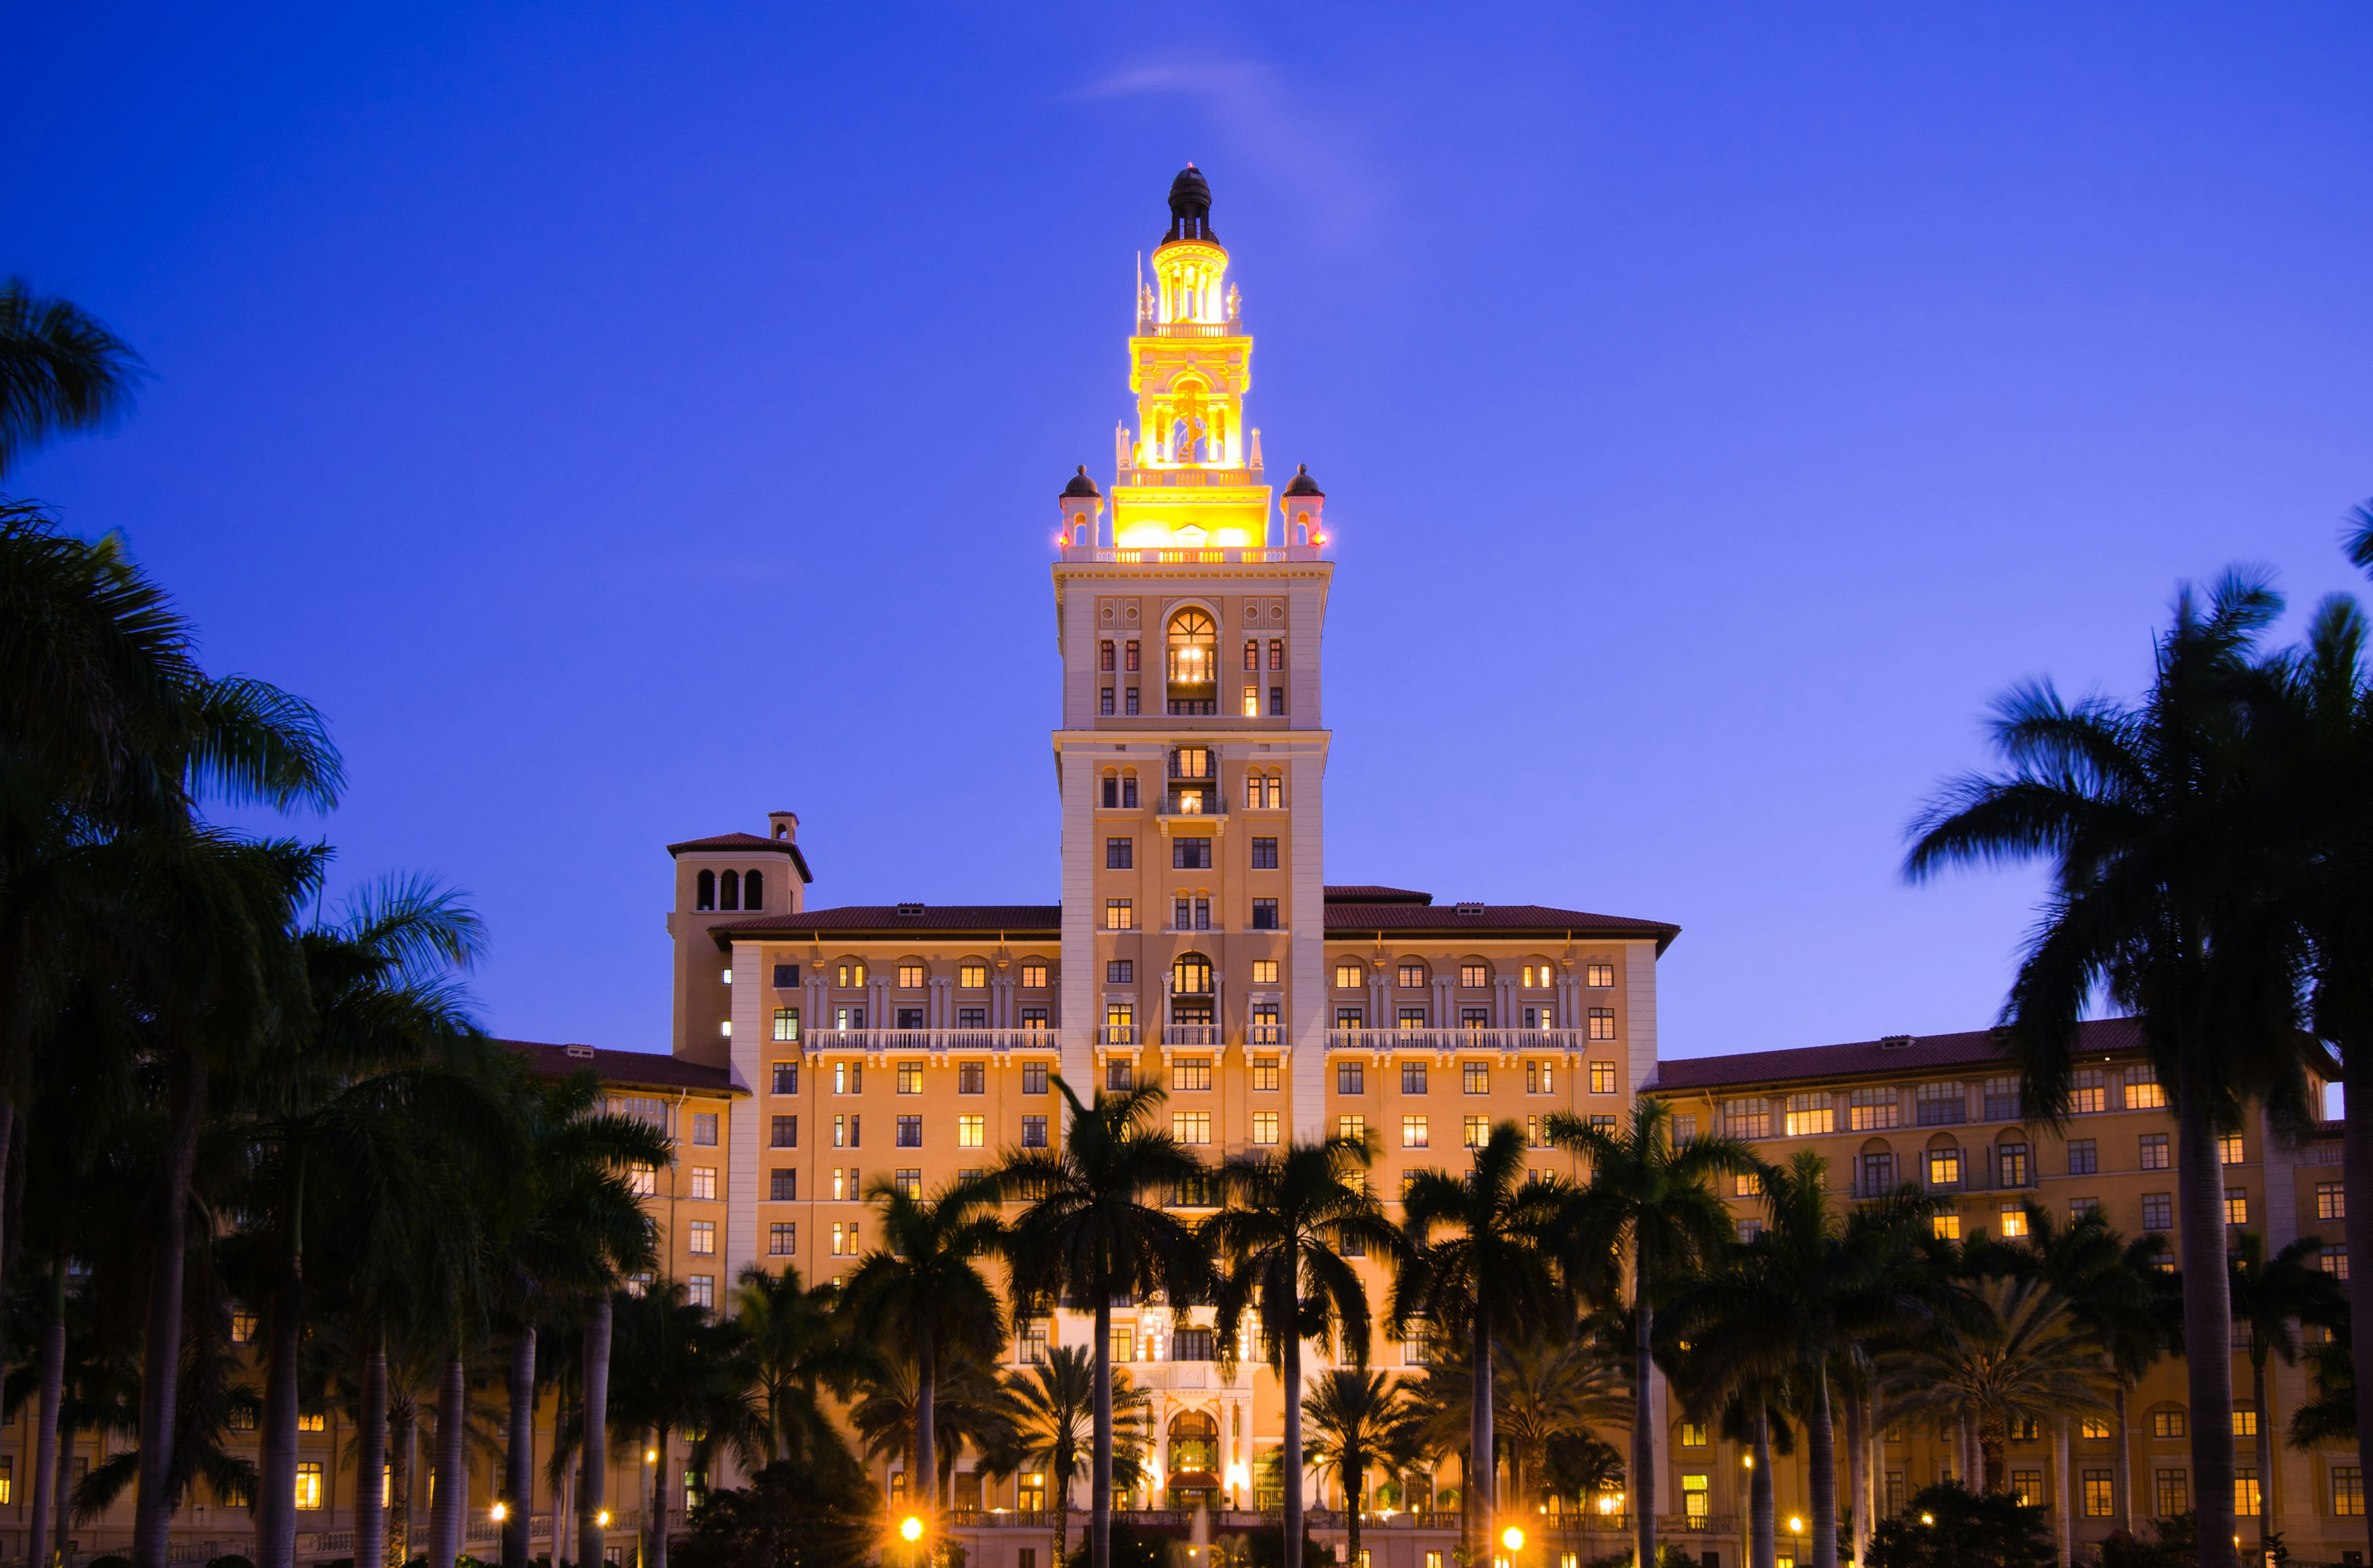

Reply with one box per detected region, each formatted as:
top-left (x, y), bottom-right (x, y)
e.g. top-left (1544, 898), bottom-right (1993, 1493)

top-left (2152, 1410), bottom-right (2186, 1438)
top-left (2155, 1470), bottom-right (2188, 1518)
top-left (1725, 1098), bottom-right (1772, 1139)
top-left (2068, 1139), bottom-right (2097, 1175)
top-left (1886, 1472), bottom-right (1906, 1519)
top-left (769, 1115), bottom-right (798, 1149)
top-left (1022, 1114), bottom-right (1048, 1148)
top-left (2336, 1465), bottom-right (2364, 1516)
top-left (1268, 686), bottom-right (1285, 715)
top-left (2233, 1406), bottom-right (2259, 1437)
top-left (770, 1061), bottom-right (800, 1098)
top-left (1588, 1061), bottom-right (1617, 1095)
top-left (2136, 1132), bottom-right (2170, 1171)
top-left (1106, 959), bottom-right (1135, 985)
top-left (770, 1167), bottom-right (797, 1201)
top-left (895, 1115), bottom-right (922, 1147)
top-left (772, 963), bottom-right (800, 988)
top-left (1400, 1006), bottom-right (1431, 1033)
top-left (1175, 1057), bottom-right (1214, 1091)
top-left (2325, 1246), bottom-right (2352, 1279)
top-left (1736, 1170), bottom-right (1764, 1197)
top-left (2142, 1192), bottom-right (2173, 1229)
top-left (897, 1061), bottom-right (924, 1094)
top-left (1251, 959), bottom-right (1279, 986)
top-left (1269, 638), bottom-right (1285, 671)
top-left (691, 1112), bottom-right (719, 1146)
top-left (1125, 688), bottom-right (1140, 715)
top-left (2227, 1189), bottom-right (2249, 1225)
top-left (1785, 1094), bottom-right (1836, 1136)
top-left (829, 1220), bottom-right (853, 1255)
top-left (1861, 1152), bottom-right (1895, 1193)
top-left (1243, 685), bottom-right (1259, 717)
top-left (1125, 640), bottom-right (1140, 672)
top-left (834, 1061), bottom-right (861, 1094)
top-left (1243, 639), bottom-right (1259, 672)
top-left (2126, 1067), bottom-right (2168, 1111)
top-left (1463, 1115), bottom-right (1489, 1148)
top-left (2011, 1470), bottom-right (2042, 1508)
top-left (1337, 1060), bottom-right (1364, 1095)
top-left (1680, 1423), bottom-right (1709, 1448)
top-left (1106, 837), bottom-right (1133, 869)
top-left (1932, 1213), bottom-right (1962, 1241)
top-left (1336, 962), bottom-right (1364, 990)
top-left (1848, 1087), bottom-right (1900, 1131)
top-left (688, 1220), bottom-right (716, 1255)
top-left (1581, 962), bottom-right (1613, 988)
top-left (687, 1274), bottom-right (714, 1309)
top-left (1982, 1076), bottom-right (2021, 1121)
top-left (1252, 897), bottom-right (1279, 929)
top-left (1251, 837), bottom-right (1279, 869)
top-left (1339, 1114), bottom-right (1366, 1142)
top-left (768, 1222), bottom-right (795, 1255)
top-left (1252, 1054), bottom-right (1280, 1090)
top-left (958, 1114), bottom-right (985, 1147)
top-left (1174, 1112), bottom-right (1211, 1144)
top-left (1101, 639), bottom-right (1116, 672)
top-left (2070, 1195), bottom-right (2101, 1221)
top-left (1403, 1115), bottom-right (1429, 1149)
top-left (1463, 1061), bottom-right (1490, 1094)
top-left (1682, 1475), bottom-right (1710, 1521)
top-left (897, 963), bottom-right (925, 990)
top-left (772, 1008), bottom-right (800, 1043)
top-left (894, 1168), bottom-right (923, 1198)
top-left (296, 1462), bottom-right (324, 1511)
top-left (895, 1006), bottom-right (926, 1029)
top-left (1100, 688), bottom-right (1115, 715)
top-left (1999, 1142), bottom-right (2029, 1186)
top-left (1998, 1202), bottom-right (2029, 1238)
top-left (2070, 1069), bottom-right (2107, 1114)
top-left (1588, 1007), bottom-right (1616, 1040)
top-left (831, 1113), bottom-right (853, 1149)
top-left (2319, 1181), bottom-right (2347, 1220)
top-left (1106, 900), bottom-right (1134, 930)
top-left (1173, 837), bottom-right (1212, 870)
top-left (690, 1166), bottom-right (717, 1200)
top-left (1020, 1061), bottom-right (1050, 1095)
top-left (1915, 1082), bottom-right (1967, 1126)
top-left (1403, 1061), bottom-right (1429, 1093)
top-left (1525, 1059), bottom-right (1557, 1094)
top-left (2220, 1131), bottom-right (2246, 1165)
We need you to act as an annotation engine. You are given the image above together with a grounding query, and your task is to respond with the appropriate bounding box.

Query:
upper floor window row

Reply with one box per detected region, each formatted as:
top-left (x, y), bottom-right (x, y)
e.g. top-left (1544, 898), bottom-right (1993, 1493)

top-left (694, 867), bottom-right (765, 912)
top-left (1098, 638), bottom-right (1143, 674)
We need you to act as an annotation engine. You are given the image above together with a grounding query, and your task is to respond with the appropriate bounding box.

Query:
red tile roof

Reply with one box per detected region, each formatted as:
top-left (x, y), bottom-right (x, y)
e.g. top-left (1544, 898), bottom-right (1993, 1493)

top-left (666, 832), bottom-right (814, 883)
top-left (1644, 1017), bottom-right (2144, 1094)
top-left (706, 900), bottom-right (1678, 951)
top-left (1326, 885), bottom-right (1434, 905)
top-left (499, 1038), bottom-right (746, 1095)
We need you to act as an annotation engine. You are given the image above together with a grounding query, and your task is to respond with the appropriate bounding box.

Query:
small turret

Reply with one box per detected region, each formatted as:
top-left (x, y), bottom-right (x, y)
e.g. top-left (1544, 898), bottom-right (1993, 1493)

top-left (1058, 465), bottom-right (1105, 549)
top-left (1280, 464), bottom-right (1326, 549)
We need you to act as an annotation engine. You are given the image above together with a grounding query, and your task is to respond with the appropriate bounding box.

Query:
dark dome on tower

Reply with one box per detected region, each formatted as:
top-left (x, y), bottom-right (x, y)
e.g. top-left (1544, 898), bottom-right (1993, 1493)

top-left (1282, 463), bottom-right (1324, 497)
top-left (1061, 465), bottom-right (1102, 499)
top-left (1163, 164), bottom-right (1217, 245)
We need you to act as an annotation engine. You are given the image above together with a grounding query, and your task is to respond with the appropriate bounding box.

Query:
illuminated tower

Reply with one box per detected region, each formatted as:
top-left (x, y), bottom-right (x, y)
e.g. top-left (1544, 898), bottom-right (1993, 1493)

top-left (1052, 165), bottom-right (1335, 1138)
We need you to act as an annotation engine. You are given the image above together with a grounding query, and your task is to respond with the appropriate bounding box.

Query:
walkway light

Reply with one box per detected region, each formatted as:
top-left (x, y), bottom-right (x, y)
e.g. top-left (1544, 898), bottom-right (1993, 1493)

top-left (1502, 1527), bottom-right (1525, 1552)
top-left (596, 1511), bottom-right (612, 1528)
top-left (902, 1515), bottom-right (925, 1543)
top-left (1918, 1513), bottom-right (1934, 1527)
top-left (1788, 1517), bottom-right (1803, 1535)
top-left (490, 1503), bottom-right (509, 1524)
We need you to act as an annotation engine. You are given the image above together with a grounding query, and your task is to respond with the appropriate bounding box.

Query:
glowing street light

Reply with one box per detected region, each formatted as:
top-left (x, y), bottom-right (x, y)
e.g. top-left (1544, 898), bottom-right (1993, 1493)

top-left (1788, 1518), bottom-right (1804, 1535)
top-left (596, 1511), bottom-right (612, 1528)
top-left (1919, 1513), bottom-right (1934, 1527)
top-left (490, 1503), bottom-right (510, 1524)
top-left (1501, 1527), bottom-right (1525, 1553)
top-left (901, 1516), bottom-right (926, 1543)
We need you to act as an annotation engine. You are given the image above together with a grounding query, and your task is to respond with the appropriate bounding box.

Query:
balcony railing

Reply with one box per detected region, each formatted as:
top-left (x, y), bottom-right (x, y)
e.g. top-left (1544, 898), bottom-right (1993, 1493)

top-left (1326, 1027), bottom-right (1596, 1053)
top-left (1060, 544), bottom-right (1323, 566)
top-left (803, 1028), bottom-right (1057, 1053)
top-left (1162, 1026), bottom-right (1224, 1047)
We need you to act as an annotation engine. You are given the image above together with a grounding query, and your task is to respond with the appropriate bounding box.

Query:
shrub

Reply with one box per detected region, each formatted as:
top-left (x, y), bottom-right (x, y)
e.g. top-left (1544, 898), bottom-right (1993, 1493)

top-left (209, 1556), bottom-right (260, 1568)
top-left (1865, 1483), bottom-right (2054, 1568)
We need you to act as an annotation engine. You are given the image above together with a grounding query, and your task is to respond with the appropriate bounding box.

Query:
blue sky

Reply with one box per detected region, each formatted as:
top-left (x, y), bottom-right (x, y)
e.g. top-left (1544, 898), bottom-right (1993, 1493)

top-left (13, 4), bottom-right (2373, 1059)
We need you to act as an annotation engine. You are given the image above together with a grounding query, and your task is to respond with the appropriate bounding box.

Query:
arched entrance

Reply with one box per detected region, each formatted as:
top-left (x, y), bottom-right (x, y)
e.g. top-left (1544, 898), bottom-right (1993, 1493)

top-left (1167, 1409), bottom-right (1220, 1507)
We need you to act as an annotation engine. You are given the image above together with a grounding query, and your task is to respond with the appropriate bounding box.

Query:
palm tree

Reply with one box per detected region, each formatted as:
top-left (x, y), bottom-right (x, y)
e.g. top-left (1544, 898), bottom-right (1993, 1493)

top-left (1204, 1134), bottom-right (1400, 1568)
top-left (0, 276), bottom-right (143, 476)
top-left (1303, 1372), bottom-right (1423, 1568)
top-left (1549, 1097), bottom-right (1758, 1568)
top-left (604, 1281), bottom-right (764, 1568)
top-left (1000, 1076), bottom-right (1210, 1568)
top-left (2228, 1233), bottom-right (2346, 1556)
top-left (1875, 1275), bottom-right (2115, 1493)
top-left (1389, 1120), bottom-right (1568, 1558)
top-left (850, 1352), bottom-right (1022, 1514)
top-left (736, 1263), bottom-right (866, 1465)
top-left (1906, 570), bottom-right (2324, 1568)
top-left (1004, 1347), bottom-right (1150, 1567)
top-left (1489, 1326), bottom-right (1629, 1512)
top-left (839, 1173), bottom-right (1009, 1527)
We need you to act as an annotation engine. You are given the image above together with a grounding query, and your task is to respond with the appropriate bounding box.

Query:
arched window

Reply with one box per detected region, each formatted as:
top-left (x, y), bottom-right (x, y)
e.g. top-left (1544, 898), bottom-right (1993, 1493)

top-left (1166, 609), bottom-right (1217, 715)
top-left (696, 869), bottom-right (716, 911)
top-left (1174, 953), bottom-right (1213, 995)
top-left (743, 869), bottom-right (763, 909)
top-left (720, 869), bottom-right (741, 911)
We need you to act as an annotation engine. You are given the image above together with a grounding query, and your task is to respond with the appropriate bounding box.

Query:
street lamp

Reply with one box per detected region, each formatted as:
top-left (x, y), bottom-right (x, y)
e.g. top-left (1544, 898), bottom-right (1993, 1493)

top-left (902, 1517), bottom-right (925, 1544)
top-left (491, 1503), bottom-right (510, 1524)
top-left (1788, 1518), bottom-right (1803, 1536)
top-left (1502, 1527), bottom-right (1525, 1553)
top-left (596, 1511), bottom-right (612, 1529)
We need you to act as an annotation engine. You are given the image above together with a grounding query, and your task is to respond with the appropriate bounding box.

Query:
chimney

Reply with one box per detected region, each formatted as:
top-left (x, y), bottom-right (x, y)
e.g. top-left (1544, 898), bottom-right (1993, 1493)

top-left (768, 810), bottom-right (799, 843)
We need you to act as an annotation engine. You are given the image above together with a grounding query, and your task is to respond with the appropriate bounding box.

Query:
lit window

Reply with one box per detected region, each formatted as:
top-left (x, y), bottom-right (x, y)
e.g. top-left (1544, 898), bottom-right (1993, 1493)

top-left (1400, 1007), bottom-right (1430, 1034)
top-left (1174, 1112), bottom-right (1212, 1144)
top-left (298, 1412), bottom-right (326, 1432)
top-left (1927, 1148), bottom-right (1961, 1187)
top-left (772, 1008), bottom-right (799, 1042)
top-left (898, 1061), bottom-right (924, 1094)
top-left (1403, 1115), bottom-right (1429, 1149)
top-left (1023, 962), bottom-right (1049, 988)
top-left (1681, 1476), bottom-right (1709, 1520)
top-left (2124, 1067), bottom-right (2166, 1110)
top-left (1110, 1327), bottom-right (1135, 1364)
top-left (958, 1115), bottom-right (985, 1148)
top-left (629, 1163), bottom-right (657, 1197)
top-left (1680, 1423), bottom-right (1708, 1448)
top-left (689, 1166), bottom-right (717, 1200)
top-left (1527, 1059), bottom-right (1558, 1094)
top-left (1463, 1115), bottom-right (1489, 1148)
top-left (895, 1168), bottom-right (923, 1198)
top-left (2233, 1406), bottom-right (2259, 1437)
top-left (2235, 1467), bottom-right (2261, 1520)
top-left (1336, 962), bottom-right (1364, 989)
top-left (2152, 1410), bottom-right (2186, 1439)
top-left (1588, 1008), bottom-right (1616, 1041)
top-left (2069, 1069), bottom-right (2106, 1114)
top-left (1586, 963), bottom-right (1615, 988)
top-left (1252, 959), bottom-right (1278, 985)
top-left (1848, 1088), bottom-right (1900, 1131)
top-left (830, 1221), bottom-right (856, 1255)
top-left (1460, 964), bottom-right (1489, 988)
top-left (834, 1061), bottom-right (862, 1094)
top-left (2335, 1466), bottom-right (2364, 1516)
top-left (2226, 1189), bottom-right (2249, 1225)
top-left (2155, 1470), bottom-right (2188, 1518)
top-left (2321, 1246), bottom-right (2350, 1279)
top-left (1785, 1094), bottom-right (1835, 1137)
top-left (1586, 1061), bottom-right (1615, 1095)
top-left (1998, 1203), bottom-right (2028, 1239)
top-left (2220, 1132), bottom-right (2246, 1165)
top-left (1398, 963), bottom-right (1427, 988)
top-left (1251, 1055), bottom-right (1280, 1091)
top-left (766, 1221), bottom-right (795, 1256)
top-left (1735, 1171), bottom-right (1763, 1197)
top-left (2082, 1470), bottom-right (2113, 1516)
top-left (1106, 900), bottom-right (1134, 930)
top-left (1998, 1142), bottom-right (2029, 1186)
top-left (1252, 1111), bottom-right (1279, 1145)
top-left (1932, 1213), bottom-right (1961, 1241)
top-left (1339, 1115), bottom-right (1366, 1142)
top-left (719, 1021), bottom-right (732, 1039)
top-left (688, 1221), bottom-right (716, 1256)
top-left (688, 1275), bottom-right (713, 1309)
top-left (2319, 1182), bottom-right (2346, 1220)
top-left (295, 1462), bottom-right (323, 1511)
top-left (1177, 1056), bottom-right (1215, 1091)
top-left (1463, 1061), bottom-right (1490, 1094)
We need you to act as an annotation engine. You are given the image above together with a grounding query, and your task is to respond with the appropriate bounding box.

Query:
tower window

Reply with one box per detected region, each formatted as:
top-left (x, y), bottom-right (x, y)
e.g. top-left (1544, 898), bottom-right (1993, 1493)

top-left (1101, 640), bottom-right (1115, 672)
top-left (1269, 639), bottom-right (1285, 670)
top-left (1251, 837), bottom-right (1278, 869)
top-left (696, 870), bottom-right (716, 910)
top-left (1107, 837), bottom-right (1133, 868)
top-left (719, 869), bottom-right (740, 911)
top-left (1125, 640), bottom-right (1140, 672)
top-left (1102, 775), bottom-right (1119, 807)
top-left (1122, 775), bottom-right (1138, 808)
top-left (1269, 686), bottom-right (1285, 715)
top-left (1251, 898), bottom-right (1278, 929)
top-left (1166, 609), bottom-right (1217, 714)
top-left (1125, 688), bottom-right (1140, 715)
top-left (743, 869), bottom-right (762, 908)
top-left (1174, 953), bottom-right (1214, 995)
top-left (1101, 688), bottom-right (1115, 716)
top-left (1173, 837), bottom-right (1212, 870)
top-left (1244, 639), bottom-right (1259, 672)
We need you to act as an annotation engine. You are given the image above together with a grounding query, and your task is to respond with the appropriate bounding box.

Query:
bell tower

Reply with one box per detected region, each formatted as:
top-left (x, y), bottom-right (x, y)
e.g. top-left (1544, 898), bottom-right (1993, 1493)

top-left (1052, 166), bottom-right (1335, 1140)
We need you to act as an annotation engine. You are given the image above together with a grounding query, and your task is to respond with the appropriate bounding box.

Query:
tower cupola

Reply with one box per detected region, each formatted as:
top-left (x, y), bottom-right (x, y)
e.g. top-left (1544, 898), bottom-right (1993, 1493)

top-left (1280, 464), bottom-right (1326, 548)
top-left (1057, 465), bottom-right (1105, 549)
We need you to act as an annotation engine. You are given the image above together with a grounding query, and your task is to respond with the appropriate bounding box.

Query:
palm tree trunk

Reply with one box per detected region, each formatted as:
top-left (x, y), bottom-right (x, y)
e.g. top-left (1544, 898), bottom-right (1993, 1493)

top-left (1842, 1375), bottom-right (1866, 1567)
top-left (1284, 1324), bottom-right (1306, 1568)
top-left (2343, 1033), bottom-right (2373, 1556)
top-left (52, 1422), bottom-right (76, 1564)
top-left (430, 1353), bottom-right (467, 1568)
top-left (1863, 1390), bottom-right (1879, 1547)
top-left (2112, 1386), bottom-right (2132, 1533)
top-left (1092, 1287), bottom-right (1114, 1568)
top-left (357, 1333), bottom-right (389, 1568)
top-left (29, 1262), bottom-right (65, 1568)
top-left (1809, 1368), bottom-right (1838, 1568)
top-left (648, 1428), bottom-right (670, 1568)
top-left (2176, 1061), bottom-right (2238, 1568)
top-left (1633, 1266), bottom-right (1657, 1568)
top-left (915, 1330), bottom-right (938, 1537)
top-left (505, 1329), bottom-right (536, 1568)
top-left (1750, 1404), bottom-right (1775, 1568)
top-left (2253, 1354), bottom-right (2275, 1557)
top-left (131, 1055), bottom-right (205, 1568)
top-left (582, 1296), bottom-right (614, 1568)
top-left (1052, 1458), bottom-right (1070, 1568)
top-left (1471, 1308), bottom-right (1494, 1563)
top-left (2052, 1422), bottom-right (2072, 1568)
top-left (1346, 1457), bottom-right (1364, 1567)
top-left (260, 1187), bottom-right (306, 1568)
top-left (391, 1401), bottom-right (415, 1567)
top-left (557, 1461), bottom-right (575, 1568)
